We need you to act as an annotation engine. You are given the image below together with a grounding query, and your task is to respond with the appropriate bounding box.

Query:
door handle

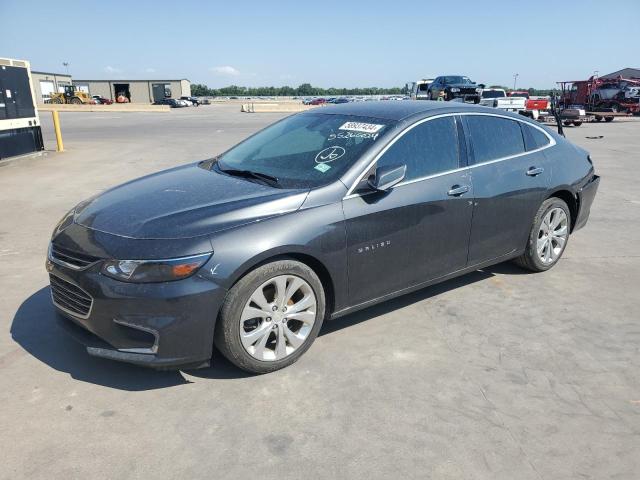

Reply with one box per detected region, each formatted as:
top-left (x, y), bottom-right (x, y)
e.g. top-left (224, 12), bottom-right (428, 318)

top-left (447, 185), bottom-right (469, 196)
top-left (526, 166), bottom-right (544, 176)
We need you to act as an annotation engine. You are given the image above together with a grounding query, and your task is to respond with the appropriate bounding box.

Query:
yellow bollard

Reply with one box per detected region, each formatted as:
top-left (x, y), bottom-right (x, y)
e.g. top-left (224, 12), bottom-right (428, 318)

top-left (52, 110), bottom-right (64, 152)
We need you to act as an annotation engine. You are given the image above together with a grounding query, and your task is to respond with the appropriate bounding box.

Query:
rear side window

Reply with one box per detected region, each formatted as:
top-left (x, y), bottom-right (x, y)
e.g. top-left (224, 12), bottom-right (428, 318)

top-left (521, 123), bottom-right (551, 151)
top-left (378, 116), bottom-right (459, 181)
top-left (466, 115), bottom-right (525, 164)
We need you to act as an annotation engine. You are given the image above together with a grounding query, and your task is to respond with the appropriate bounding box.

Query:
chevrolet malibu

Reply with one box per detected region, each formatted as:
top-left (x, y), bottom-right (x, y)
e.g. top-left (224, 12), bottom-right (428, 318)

top-left (47, 102), bottom-right (599, 373)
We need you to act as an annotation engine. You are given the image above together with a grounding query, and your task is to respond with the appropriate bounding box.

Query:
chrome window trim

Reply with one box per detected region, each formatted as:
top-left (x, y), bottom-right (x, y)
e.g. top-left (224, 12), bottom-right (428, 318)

top-left (343, 111), bottom-right (555, 200)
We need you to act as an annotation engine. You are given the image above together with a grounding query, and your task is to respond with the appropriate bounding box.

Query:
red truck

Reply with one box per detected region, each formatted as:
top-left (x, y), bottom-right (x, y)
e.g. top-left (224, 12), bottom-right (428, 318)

top-left (508, 91), bottom-right (550, 119)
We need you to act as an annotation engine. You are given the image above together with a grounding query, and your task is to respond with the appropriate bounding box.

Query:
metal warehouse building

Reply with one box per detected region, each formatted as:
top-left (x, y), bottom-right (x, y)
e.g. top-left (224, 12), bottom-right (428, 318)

top-left (72, 79), bottom-right (191, 104)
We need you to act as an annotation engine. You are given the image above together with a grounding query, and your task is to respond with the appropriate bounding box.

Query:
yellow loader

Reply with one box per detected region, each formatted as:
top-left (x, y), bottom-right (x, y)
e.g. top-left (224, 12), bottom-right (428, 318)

top-left (49, 85), bottom-right (93, 104)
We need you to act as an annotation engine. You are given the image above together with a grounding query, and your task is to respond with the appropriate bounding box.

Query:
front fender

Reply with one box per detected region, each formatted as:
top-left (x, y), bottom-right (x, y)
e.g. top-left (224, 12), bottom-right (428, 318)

top-left (199, 202), bottom-right (349, 312)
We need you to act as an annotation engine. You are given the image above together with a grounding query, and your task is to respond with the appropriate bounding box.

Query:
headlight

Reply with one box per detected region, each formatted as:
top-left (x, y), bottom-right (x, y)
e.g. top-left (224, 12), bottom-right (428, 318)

top-left (102, 253), bottom-right (212, 283)
top-left (450, 87), bottom-right (460, 93)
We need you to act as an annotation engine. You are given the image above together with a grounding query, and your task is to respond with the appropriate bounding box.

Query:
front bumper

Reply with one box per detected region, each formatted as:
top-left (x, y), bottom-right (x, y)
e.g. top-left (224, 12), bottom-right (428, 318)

top-left (47, 258), bottom-right (227, 369)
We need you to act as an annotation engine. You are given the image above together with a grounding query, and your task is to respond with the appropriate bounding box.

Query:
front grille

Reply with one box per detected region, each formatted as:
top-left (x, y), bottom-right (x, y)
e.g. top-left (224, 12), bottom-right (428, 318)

top-left (461, 88), bottom-right (478, 95)
top-left (49, 274), bottom-right (93, 319)
top-left (50, 243), bottom-right (101, 269)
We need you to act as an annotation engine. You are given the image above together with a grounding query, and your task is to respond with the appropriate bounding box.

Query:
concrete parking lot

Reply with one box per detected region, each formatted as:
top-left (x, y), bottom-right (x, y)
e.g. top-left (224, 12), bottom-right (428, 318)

top-left (1, 105), bottom-right (639, 479)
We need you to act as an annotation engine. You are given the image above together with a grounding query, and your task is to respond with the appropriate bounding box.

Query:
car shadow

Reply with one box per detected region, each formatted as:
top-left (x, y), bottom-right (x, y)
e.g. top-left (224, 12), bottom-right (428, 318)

top-left (12, 263), bottom-right (525, 387)
top-left (319, 268), bottom-right (497, 337)
top-left (10, 287), bottom-right (192, 391)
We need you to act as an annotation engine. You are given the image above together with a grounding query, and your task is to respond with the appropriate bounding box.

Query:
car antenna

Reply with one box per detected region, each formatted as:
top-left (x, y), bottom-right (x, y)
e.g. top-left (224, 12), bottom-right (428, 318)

top-left (550, 92), bottom-right (565, 137)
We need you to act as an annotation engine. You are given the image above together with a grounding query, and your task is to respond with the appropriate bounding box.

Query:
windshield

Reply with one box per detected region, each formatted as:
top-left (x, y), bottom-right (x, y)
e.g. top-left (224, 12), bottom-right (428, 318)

top-left (443, 76), bottom-right (472, 85)
top-left (418, 83), bottom-right (431, 91)
top-left (217, 113), bottom-right (395, 189)
top-left (482, 90), bottom-right (506, 98)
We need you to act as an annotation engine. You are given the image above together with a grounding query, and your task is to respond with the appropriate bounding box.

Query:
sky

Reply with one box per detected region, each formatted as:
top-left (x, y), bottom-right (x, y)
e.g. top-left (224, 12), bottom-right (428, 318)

top-left (1, 0), bottom-right (638, 89)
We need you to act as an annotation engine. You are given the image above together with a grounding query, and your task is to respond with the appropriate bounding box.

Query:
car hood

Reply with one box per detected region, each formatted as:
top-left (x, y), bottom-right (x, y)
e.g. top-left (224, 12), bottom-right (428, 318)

top-left (74, 162), bottom-right (309, 239)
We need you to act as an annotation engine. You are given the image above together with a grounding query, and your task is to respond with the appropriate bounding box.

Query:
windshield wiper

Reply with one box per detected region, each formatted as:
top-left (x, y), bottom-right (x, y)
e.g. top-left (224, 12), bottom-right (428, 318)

top-left (217, 163), bottom-right (279, 187)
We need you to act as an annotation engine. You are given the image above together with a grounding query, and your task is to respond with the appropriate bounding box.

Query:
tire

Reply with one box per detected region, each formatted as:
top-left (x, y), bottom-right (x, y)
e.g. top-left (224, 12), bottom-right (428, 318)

top-left (605, 116), bottom-right (614, 122)
top-left (563, 121), bottom-right (572, 127)
top-left (514, 197), bottom-right (571, 272)
top-left (572, 121), bottom-right (582, 127)
top-left (594, 115), bottom-right (603, 122)
top-left (214, 259), bottom-right (326, 373)
top-left (70, 97), bottom-right (82, 104)
top-left (50, 97), bottom-right (62, 104)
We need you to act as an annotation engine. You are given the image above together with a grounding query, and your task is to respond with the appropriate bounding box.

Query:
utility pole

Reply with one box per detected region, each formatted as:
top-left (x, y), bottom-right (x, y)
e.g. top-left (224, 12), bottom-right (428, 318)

top-left (62, 62), bottom-right (70, 75)
top-left (513, 73), bottom-right (519, 91)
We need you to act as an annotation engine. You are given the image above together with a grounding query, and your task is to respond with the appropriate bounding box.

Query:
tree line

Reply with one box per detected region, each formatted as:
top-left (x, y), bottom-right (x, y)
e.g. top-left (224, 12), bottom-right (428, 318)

top-left (191, 82), bottom-right (560, 98)
top-left (191, 83), bottom-right (404, 97)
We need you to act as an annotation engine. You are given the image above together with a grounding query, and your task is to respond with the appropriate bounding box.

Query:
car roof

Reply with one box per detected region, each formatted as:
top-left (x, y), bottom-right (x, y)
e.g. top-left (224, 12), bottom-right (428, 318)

top-left (315, 100), bottom-right (494, 121)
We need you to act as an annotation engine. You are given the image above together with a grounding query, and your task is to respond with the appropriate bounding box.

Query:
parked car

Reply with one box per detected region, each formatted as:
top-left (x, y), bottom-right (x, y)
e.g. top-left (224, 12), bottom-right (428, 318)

top-left (92, 95), bottom-right (113, 105)
top-left (47, 102), bottom-right (599, 373)
top-left (180, 96), bottom-right (200, 106)
top-left (309, 98), bottom-right (327, 105)
top-left (333, 97), bottom-right (350, 104)
top-left (479, 88), bottom-right (526, 112)
top-left (153, 98), bottom-right (184, 108)
top-left (428, 76), bottom-right (482, 103)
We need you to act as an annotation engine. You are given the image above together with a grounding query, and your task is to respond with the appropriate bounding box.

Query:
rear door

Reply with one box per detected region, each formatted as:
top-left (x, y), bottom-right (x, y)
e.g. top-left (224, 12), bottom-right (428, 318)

top-left (463, 114), bottom-right (551, 264)
top-left (343, 115), bottom-right (474, 305)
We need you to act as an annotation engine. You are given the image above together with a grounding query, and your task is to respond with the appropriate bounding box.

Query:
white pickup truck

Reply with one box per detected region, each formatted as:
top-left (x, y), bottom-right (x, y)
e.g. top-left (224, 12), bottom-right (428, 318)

top-left (479, 88), bottom-right (526, 112)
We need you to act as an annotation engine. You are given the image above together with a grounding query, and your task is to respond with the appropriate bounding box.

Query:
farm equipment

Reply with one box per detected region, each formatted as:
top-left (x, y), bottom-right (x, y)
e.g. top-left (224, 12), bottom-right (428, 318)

top-left (49, 85), bottom-right (93, 104)
top-left (556, 75), bottom-right (640, 125)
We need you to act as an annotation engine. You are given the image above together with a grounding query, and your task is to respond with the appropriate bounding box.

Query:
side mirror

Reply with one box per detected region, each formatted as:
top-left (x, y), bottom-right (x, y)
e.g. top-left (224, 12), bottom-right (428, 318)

top-left (368, 164), bottom-right (406, 192)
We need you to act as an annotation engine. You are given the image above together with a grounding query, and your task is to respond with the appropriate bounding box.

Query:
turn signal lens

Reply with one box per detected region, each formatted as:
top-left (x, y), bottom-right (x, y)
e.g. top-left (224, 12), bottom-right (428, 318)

top-left (172, 263), bottom-right (201, 277)
top-left (102, 253), bottom-right (212, 283)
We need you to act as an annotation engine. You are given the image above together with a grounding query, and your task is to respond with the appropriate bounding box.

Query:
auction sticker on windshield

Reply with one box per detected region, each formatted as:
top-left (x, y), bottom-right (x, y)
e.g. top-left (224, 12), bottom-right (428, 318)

top-left (339, 122), bottom-right (385, 134)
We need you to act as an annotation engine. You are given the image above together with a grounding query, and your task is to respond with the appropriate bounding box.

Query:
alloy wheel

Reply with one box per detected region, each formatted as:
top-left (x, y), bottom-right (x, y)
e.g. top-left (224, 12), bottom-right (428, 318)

top-left (239, 275), bottom-right (317, 361)
top-left (537, 207), bottom-right (568, 264)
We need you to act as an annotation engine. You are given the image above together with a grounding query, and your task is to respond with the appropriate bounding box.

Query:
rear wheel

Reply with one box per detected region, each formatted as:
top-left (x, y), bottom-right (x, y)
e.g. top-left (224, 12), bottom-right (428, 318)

top-left (514, 197), bottom-right (571, 272)
top-left (605, 116), bottom-right (614, 122)
top-left (50, 97), bottom-right (62, 104)
top-left (572, 121), bottom-right (582, 127)
top-left (214, 260), bottom-right (326, 373)
top-left (70, 97), bottom-right (82, 104)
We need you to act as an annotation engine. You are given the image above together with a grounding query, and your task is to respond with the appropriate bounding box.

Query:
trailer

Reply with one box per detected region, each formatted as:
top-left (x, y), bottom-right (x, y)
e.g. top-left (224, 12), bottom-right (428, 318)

top-left (555, 75), bottom-right (640, 126)
top-left (0, 57), bottom-right (44, 160)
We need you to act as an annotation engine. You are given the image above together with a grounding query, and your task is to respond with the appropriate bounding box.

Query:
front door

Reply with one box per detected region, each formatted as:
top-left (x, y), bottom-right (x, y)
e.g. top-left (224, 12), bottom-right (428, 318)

top-left (343, 115), bottom-right (474, 306)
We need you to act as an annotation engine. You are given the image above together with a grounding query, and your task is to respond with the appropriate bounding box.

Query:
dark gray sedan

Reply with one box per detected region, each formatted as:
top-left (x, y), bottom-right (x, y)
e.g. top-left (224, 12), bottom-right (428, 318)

top-left (47, 102), bottom-right (599, 373)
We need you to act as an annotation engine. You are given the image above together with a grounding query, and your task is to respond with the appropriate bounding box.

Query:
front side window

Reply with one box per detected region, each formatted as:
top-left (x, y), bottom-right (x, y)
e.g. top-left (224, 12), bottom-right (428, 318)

top-left (466, 115), bottom-right (525, 164)
top-left (217, 113), bottom-right (395, 189)
top-left (377, 116), bottom-right (460, 181)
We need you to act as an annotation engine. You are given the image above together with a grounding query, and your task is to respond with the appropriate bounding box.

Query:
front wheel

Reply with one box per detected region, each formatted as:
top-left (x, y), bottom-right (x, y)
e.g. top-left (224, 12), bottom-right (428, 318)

top-left (214, 260), bottom-right (326, 373)
top-left (514, 197), bottom-right (571, 272)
